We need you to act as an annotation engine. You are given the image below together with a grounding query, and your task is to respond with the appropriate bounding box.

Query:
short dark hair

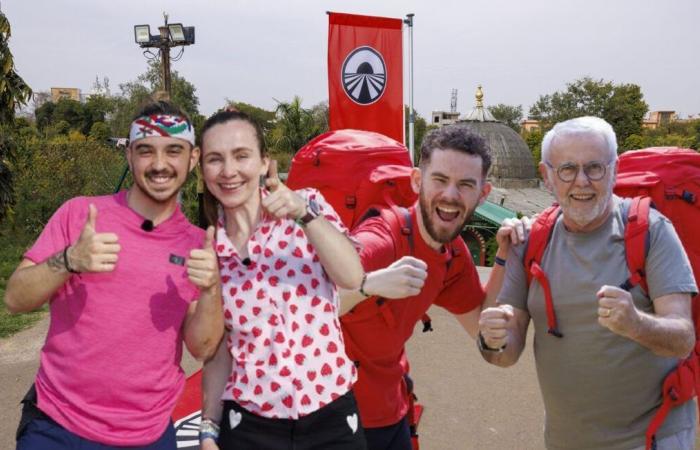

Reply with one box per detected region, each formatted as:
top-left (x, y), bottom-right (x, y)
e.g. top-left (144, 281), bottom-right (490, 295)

top-left (419, 125), bottom-right (492, 177)
top-left (199, 108), bottom-right (268, 227)
top-left (131, 100), bottom-right (191, 124)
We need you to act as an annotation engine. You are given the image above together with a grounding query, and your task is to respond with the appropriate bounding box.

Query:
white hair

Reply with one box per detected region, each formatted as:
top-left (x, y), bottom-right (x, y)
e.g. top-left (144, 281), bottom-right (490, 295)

top-left (541, 116), bottom-right (618, 163)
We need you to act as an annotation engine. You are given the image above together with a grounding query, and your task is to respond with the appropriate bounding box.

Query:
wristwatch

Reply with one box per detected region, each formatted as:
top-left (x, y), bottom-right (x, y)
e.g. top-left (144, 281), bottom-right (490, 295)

top-left (199, 418), bottom-right (220, 443)
top-left (477, 332), bottom-right (507, 353)
top-left (296, 198), bottom-right (320, 227)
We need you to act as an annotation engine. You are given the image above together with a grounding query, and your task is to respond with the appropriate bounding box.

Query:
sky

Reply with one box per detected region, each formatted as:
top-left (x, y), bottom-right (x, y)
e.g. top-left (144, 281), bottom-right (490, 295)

top-left (3, 0), bottom-right (700, 119)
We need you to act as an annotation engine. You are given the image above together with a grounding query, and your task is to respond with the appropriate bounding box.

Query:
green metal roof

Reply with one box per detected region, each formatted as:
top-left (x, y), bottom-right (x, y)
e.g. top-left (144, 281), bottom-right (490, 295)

top-left (473, 200), bottom-right (517, 226)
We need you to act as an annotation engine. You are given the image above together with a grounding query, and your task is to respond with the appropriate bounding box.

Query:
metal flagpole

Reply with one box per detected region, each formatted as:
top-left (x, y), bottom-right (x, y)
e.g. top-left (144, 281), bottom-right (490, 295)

top-left (404, 13), bottom-right (415, 165)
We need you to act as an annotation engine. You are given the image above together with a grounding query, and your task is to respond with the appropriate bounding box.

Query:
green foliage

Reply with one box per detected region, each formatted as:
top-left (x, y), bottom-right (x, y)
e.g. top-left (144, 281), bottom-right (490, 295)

top-left (405, 106), bottom-right (429, 151)
top-left (0, 10), bottom-right (32, 124)
top-left (485, 235), bottom-right (499, 266)
top-left (110, 60), bottom-right (200, 137)
top-left (10, 137), bottom-right (124, 234)
top-left (271, 96), bottom-right (325, 154)
top-left (226, 100), bottom-right (276, 134)
top-left (0, 230), bottom-right (45, 338)
top-left (488, 104), bottom-right (523, 132)
top-left (34, 95), bottom-right (114, 136)
top-left (89, 121), bottom-right (110, 142)
top-left (523, 129), bottom-right (544, 175)
top-left (620, 119), bottom-right (700, 151)
top-left (529, 77), bottom-right (648, 145)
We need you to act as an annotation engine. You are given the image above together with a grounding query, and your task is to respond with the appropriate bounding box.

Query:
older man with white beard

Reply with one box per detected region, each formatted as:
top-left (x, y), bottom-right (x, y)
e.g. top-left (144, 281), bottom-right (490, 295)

top-left (478, 116), bottom-right (697, 450)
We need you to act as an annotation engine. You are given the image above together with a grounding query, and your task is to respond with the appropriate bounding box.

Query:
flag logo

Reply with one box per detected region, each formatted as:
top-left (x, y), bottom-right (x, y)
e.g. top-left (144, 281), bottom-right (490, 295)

top-left (341, 46), bottom-right (387, 105)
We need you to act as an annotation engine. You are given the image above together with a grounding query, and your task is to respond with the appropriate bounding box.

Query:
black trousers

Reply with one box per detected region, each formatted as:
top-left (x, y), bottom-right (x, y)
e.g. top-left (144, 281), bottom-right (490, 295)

top-left (218, 390), bottom-right (367, 450)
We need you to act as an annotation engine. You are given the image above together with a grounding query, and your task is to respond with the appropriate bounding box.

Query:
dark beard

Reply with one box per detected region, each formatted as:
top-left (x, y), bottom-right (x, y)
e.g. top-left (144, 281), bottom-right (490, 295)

top-left (418, 191), bottom-right (476, 244)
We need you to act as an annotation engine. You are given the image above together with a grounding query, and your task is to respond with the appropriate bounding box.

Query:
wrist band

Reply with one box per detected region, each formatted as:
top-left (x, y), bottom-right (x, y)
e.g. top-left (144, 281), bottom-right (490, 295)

top-left (478, 331), bottom-right (506, 353)
top-left (494, 256), bottom-right (507, 267)
top-left (63, 246), bottom-right (79, 273)
top-left (199, 418), bottom-right (220, 443)
top-left (359, 273), bottom-right (370, 298)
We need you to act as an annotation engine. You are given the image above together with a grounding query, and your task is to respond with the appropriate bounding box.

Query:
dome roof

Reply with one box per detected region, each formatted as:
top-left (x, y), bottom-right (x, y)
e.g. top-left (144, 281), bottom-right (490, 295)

top-left (458, 86), bottom-right (538, 188)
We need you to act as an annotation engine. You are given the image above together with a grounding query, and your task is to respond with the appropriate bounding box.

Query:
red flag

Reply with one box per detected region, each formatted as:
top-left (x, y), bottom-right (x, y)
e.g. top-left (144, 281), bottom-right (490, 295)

top-left (328, 12), bottom-right (404, 143)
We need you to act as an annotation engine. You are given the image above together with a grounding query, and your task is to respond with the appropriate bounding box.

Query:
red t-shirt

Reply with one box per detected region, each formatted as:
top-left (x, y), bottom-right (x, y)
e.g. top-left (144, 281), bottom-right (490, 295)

top-left (341, 206), bottom-right (484, 428)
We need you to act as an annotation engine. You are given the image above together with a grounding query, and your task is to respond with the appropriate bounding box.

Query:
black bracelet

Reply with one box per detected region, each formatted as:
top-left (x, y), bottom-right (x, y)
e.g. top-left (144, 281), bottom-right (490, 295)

top-left (359, 273), bottom-right (370, 298)
top-left (63, 246), bottom-right (79, 274)
top-left (478, 332), bottom-right (506, 353)
top-left (494, 256), bottom-right (507, 267)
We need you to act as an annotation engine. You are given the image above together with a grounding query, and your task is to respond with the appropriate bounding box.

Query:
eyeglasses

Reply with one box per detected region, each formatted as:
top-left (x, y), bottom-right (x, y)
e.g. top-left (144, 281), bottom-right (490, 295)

top-left (544, 160), bottom-right (613, 183)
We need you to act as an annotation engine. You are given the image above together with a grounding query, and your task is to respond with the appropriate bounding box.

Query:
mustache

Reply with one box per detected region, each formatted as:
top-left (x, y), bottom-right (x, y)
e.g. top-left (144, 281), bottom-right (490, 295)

top-left (145, 169), bottom-right (174, 178)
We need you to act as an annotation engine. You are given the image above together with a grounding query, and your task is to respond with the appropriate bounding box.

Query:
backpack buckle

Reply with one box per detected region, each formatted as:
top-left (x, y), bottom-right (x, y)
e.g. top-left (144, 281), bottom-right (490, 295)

top-left (345, 195), bottom-right (356, 209)
top-left (681, 190), bottom-right (696, 204)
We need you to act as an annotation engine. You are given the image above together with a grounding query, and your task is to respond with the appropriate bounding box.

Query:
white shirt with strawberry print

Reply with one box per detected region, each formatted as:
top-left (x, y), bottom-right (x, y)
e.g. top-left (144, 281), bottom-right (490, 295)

top-left (217, 188), bottom-right (357, 419)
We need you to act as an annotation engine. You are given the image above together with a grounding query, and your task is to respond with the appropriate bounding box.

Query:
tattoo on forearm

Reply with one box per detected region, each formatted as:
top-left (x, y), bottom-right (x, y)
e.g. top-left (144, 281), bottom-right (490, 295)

top-left (47, 251), bottom-right (66, 273)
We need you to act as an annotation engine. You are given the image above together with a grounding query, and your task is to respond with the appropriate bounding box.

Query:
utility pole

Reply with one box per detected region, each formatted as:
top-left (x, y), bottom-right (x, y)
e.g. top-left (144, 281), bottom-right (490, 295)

top-left (404, 13), bottom-right (415, 164)
top-left (133, 12), bottom-right (195, 98)
top-left (158, 14), bottom-right (172, 96)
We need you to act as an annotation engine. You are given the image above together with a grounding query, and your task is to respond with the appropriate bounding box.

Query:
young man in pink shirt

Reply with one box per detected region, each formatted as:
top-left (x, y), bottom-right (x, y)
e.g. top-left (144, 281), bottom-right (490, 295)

top-left (5, 101), bottom-right (224, 450)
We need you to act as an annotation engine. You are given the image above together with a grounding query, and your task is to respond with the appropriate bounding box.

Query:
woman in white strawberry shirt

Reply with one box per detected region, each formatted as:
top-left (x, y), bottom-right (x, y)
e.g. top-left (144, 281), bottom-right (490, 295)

top-left (198, 109), bottom-right (367, 450)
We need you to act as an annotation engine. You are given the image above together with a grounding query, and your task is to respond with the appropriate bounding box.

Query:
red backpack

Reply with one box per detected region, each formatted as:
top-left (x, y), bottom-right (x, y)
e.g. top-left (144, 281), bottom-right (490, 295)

top-left (524, 147), bottom-right (700, 450)
top-left (286, 129), bottom-right (417, 230)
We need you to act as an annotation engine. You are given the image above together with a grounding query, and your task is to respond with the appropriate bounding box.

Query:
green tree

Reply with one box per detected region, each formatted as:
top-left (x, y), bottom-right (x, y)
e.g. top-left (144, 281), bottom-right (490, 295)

top-left (226, 100), bottom-right (276, 134)
top-left (270, 96), bottom-right (322, 154)
top-left (89, 122), bottom-right (111, 142)
top-left (620, 133), bottom-right (647, 152)
top-left (0, 10), bottom-right (32, 124)
top-left (524, 129), bottom-right (544, 174)
top-left (110, 61), bottom-right (200, 137)
top-left (488, 104), bottom-right (523, 132)
top-left (0, 10), bottom-right (32, 219)
top-left (529, 77), bottom-right (648, 146)
top-left (405, 106), bottom-right (429, 151)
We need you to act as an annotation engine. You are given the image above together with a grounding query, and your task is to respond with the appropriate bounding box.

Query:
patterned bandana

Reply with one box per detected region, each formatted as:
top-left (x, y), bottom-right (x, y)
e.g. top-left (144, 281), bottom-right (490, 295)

top-left (129, 114), bottom-right (195, 146)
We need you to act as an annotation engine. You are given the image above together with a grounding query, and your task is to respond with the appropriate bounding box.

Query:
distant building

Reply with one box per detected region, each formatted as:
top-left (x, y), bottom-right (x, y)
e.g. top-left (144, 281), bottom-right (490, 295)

top-left (431, 110), bottom-right (460, 127)
top-left (521, 119), bottom-right (541, 133)
top-left (643, 110), bottom-right (678, 129)
top-left (456, 86), bottom-right (538, 189)
top-left (50, 87), bottom-right (82, 103)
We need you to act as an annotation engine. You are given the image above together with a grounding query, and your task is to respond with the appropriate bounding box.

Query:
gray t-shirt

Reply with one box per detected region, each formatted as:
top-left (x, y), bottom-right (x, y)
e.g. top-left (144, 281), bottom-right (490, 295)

top-left (500, 196), bottom-right (697, 450)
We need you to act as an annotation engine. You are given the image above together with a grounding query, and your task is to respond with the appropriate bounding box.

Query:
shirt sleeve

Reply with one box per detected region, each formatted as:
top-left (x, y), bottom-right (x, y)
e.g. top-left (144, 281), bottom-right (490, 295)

top-left (495, 241), bottom-right (530, 312)
top-left (24, 198), bottom-right (82, 264)
top-left (645, 211), bottom-right (698, 299)
top-left (351, 216), bottom-right (397, 273)
top-left (434, 245), bottom-right (485, 315)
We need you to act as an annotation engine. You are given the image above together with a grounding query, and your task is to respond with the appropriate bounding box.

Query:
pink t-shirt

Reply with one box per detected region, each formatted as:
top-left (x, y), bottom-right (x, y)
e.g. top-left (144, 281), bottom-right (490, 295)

top-left (25, 191), bottom-right (204, 446)
top-left (218, 188), bottom-right (357, 419)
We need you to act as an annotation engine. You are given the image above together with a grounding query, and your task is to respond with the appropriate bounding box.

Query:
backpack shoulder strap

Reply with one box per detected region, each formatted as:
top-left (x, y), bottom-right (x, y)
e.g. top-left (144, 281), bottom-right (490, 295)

top-left (523, 204), bottom-right (563, 337)
top-left (378, 206), bottom-right (413, 259)
top-left (621, 196), bottom-right (651, 293)
top-left (524, 204), bottom-right (560, 286)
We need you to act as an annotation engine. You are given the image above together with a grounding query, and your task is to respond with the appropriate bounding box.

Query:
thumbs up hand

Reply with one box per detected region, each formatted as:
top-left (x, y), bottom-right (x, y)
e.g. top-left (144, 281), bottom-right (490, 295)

top-left (261, 160), bottom-right (307, 221)
top-left (67, 204), bottom-right (121, 273)
top-left (187, 226), bottom-right (220, 290)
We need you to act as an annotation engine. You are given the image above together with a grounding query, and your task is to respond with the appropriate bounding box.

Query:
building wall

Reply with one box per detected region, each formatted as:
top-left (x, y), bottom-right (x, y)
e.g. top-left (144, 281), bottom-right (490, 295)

top-left (50, 87), bottom-right (81, 102)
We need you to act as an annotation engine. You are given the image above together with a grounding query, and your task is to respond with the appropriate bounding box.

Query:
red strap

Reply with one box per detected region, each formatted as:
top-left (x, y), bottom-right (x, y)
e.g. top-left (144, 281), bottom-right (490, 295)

top-left (524, 204), bottom-right (563, 337)
top-left (645, 353), bottom-right (700, 449)
top-left (623, 196), bottom-right (651, 293)
top-left (524, 205), bottom-right (560, 286)
top-left (529, 262), bottom-right (563, 338)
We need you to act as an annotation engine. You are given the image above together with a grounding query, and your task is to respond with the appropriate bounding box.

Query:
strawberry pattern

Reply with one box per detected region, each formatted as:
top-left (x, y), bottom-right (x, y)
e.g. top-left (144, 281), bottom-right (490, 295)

top-left (218, 188), bottom-right (357, 419)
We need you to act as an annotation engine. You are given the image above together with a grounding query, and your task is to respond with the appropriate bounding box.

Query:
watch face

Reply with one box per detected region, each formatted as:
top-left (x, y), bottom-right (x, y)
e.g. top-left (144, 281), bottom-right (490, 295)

top-left (308, 198), bottom-right (320, 216)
